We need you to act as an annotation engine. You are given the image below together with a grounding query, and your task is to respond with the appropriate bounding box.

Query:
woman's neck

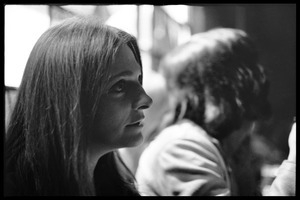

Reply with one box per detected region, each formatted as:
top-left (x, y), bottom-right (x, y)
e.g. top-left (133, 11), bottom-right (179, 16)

top-left (87, 147), bottom-right (110, 180)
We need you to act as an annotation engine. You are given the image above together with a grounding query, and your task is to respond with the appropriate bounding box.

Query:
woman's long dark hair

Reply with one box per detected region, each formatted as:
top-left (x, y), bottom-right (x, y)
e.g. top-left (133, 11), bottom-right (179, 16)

top-left (4, 16), bottom-right (141, 196)
top-left (160, 28), bottom-right (271, 140)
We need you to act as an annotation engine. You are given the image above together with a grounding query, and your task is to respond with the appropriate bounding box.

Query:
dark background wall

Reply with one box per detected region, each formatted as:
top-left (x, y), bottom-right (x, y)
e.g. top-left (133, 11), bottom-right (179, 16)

top-left (190, 4), bottom-right (296, 158)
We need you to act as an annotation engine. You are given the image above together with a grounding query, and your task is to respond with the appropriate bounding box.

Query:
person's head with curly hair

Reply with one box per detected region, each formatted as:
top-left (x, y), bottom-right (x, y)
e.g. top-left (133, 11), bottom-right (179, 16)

top-left (159, 28), bottom-right (271, 140)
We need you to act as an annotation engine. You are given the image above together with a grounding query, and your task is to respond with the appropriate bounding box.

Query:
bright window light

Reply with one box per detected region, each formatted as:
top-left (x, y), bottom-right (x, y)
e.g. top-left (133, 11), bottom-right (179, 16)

top-left (105, 5), bottom-right (138, 37)
top-left (5, 5), bottom-right (50, 88)
top-left (162, 5), bottom-right (189, 24)
top-left (61, 5), bottom-right (96, 16)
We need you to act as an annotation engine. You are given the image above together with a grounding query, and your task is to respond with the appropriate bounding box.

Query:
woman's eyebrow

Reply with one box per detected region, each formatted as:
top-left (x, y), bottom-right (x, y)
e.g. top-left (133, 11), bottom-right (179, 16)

top-left (109, 70), bottom-right (133, 82)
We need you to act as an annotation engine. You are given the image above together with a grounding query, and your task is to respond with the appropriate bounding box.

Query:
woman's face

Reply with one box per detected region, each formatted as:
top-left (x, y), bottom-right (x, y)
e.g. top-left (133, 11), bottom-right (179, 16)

top-left (88, 44), bottom-right (152, 154)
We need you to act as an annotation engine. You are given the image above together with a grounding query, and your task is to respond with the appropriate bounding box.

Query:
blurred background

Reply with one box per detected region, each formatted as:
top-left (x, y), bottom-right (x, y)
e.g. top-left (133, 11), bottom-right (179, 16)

top-left (4, 4), bottom-right (295, 195)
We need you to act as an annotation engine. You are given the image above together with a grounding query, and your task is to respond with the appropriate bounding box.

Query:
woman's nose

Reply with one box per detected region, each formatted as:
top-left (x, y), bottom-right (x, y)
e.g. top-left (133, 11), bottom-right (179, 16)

top-left (133, 87), bottom-right (153, 110)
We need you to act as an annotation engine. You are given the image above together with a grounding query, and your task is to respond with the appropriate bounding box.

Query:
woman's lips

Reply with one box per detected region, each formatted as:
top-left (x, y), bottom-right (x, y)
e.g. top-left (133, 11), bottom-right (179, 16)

top-left (126, 121), bottom-right (143, 127)
top-left (126, 119), bottom-right (144, 130)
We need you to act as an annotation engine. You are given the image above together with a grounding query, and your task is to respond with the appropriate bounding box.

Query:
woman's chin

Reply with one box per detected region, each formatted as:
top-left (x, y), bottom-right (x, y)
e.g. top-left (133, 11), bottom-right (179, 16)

top-left (123, 133), bottom-right (144, 148)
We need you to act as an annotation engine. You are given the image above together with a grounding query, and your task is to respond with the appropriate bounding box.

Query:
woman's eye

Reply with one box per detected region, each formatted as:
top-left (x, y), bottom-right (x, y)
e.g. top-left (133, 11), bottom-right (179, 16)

top-left (111, 80), bottom-right (126, 93)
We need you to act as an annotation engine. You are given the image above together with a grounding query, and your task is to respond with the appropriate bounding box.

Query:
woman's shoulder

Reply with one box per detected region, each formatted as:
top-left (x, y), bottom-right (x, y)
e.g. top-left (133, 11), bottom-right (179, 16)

top-left (142, 119), bottom-right (220, 161)
top-left (4, 163), bottom-right (37, 196)
top-left (4, 171), bottom-right (20, 196)
top-left (155, 119), bottom-right (216, 145)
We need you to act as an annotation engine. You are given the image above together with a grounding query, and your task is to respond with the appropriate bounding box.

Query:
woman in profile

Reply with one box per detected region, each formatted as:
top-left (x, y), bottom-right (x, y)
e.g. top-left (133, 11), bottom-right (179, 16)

top-left (4, 16), bottom-right (152, 196)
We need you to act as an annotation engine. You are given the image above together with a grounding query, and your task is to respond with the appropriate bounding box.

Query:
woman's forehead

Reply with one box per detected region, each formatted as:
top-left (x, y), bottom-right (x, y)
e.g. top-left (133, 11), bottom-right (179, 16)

top-left (107, 45), bottom-right (141, 77)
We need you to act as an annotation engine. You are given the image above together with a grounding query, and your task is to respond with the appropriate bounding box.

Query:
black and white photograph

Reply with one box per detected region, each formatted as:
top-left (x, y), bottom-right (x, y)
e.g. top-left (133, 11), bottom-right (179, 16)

top-left (4, 4), bottom-right (296, 196)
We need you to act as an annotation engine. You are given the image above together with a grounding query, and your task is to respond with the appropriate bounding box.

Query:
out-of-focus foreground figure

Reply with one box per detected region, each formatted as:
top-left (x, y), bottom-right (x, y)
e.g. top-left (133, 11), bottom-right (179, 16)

top-left (136, 28), bottom-right (295, 196)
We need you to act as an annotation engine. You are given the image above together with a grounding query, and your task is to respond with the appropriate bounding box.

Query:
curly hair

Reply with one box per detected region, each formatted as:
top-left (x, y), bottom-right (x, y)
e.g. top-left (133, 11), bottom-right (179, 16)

top-left (159, 28), bottom-right (271, 139)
